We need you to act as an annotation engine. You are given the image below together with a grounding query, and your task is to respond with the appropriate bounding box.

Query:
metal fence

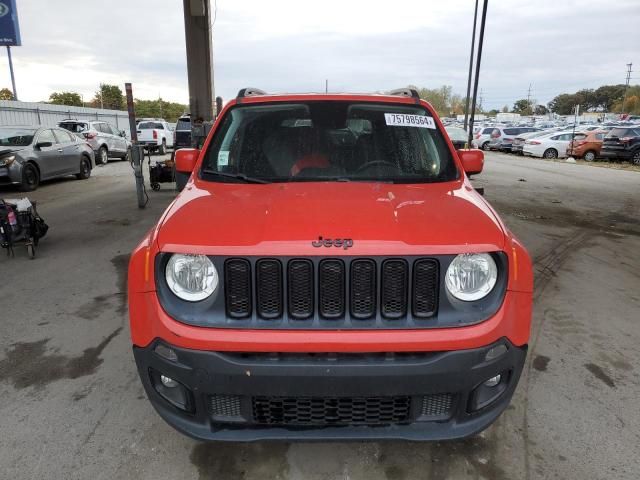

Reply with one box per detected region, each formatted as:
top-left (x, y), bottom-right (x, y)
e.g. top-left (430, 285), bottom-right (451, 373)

top-left (0, 100), bottom-right (132, 136)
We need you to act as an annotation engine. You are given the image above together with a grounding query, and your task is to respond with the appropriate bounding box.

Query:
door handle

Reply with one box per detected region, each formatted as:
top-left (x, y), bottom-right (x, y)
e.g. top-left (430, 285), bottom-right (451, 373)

top-left (57, 149), bottom-right (63, 152)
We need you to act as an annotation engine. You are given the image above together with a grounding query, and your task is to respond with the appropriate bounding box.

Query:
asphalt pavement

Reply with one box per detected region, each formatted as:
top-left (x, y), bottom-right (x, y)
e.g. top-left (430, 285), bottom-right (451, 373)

top-left (1, 152), bottom-right (639, 479)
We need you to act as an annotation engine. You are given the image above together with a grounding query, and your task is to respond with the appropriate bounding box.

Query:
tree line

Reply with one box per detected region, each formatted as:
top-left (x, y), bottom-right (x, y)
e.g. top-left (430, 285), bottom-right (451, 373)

top-left (408, 83), bottom-right (640, 117)
top-left (0, 84), bottom-right (188, 123)
top-left (2, 82), bottom-right (638, 119)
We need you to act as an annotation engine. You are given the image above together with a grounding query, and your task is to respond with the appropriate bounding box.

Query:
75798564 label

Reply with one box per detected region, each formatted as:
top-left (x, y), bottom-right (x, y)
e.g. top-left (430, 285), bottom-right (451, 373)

top-left (384, 113), bottom-right (436, 129)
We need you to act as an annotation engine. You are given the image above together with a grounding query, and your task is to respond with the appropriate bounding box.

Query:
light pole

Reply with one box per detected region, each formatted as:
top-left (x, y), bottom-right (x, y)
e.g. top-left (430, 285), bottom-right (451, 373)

top-left (467, 0), bottom-right (488, 148)
top-left (463, 0), bottom-right (479, 133)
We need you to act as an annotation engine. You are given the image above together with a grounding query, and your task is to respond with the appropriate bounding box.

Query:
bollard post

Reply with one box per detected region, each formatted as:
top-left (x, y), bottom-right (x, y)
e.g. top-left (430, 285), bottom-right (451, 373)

top-left (125, 83), bottom-right (146, 209)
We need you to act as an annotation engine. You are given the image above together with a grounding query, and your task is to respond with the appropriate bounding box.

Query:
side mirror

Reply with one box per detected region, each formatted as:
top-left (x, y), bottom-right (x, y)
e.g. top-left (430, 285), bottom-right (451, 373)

top-left (175, 148), bottom-right (200, 191)
top-left (458, 149), bottom-right (484, 176)
top-left (175, 148), bottom-right (199, 173)
top-left (120, 130), bottom-right (127, 137)
top-left (35, 141), bottom-right (53, 149)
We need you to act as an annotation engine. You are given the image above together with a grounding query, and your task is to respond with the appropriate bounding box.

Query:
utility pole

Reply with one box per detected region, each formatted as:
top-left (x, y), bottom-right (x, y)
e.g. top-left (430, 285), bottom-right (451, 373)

top-left (6, 47), bottom-right (18, 100)
top-left (463, 0), bottom-right (479, 132)
top-left (478, 89), bottom-right (483, 113)
top-left (467, 0), bottom-right (488, 148)
top-left (526, 83), bottom-right (532, 114)
top-left (325, 79), bottom-right (328, 93)
top-left (621, 62), bottom-right (632, 115)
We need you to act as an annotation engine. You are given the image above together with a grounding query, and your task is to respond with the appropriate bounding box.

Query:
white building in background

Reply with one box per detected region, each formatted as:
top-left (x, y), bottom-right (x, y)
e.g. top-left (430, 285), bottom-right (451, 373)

top-left (456, 114), bottom-right (486, 122)
top-left (496, 112), bottom-right (521, 123)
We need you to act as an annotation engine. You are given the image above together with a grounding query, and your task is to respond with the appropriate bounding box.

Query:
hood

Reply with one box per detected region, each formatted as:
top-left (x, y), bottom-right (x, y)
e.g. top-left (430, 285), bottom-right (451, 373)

top-left (0, 146), bottom-right (26, 156)
top-left (157, 180), bottom-right (506, 256)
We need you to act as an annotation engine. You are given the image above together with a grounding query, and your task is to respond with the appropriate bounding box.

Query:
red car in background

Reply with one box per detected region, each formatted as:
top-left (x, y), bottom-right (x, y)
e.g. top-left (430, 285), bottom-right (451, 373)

top-left (128, 89), bottom-right (533, 441)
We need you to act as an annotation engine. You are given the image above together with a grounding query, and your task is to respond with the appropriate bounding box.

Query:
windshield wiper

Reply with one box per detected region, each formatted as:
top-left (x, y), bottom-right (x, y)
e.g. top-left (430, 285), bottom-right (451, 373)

top-left (201, 169), bottom-right (270, 184)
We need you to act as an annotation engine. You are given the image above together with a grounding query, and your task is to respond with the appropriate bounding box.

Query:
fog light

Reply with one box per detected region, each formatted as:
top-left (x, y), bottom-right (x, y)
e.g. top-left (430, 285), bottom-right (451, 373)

top-left (161, 375), bottom-right (178, 388)
top-left (484, 374), bottom-right (501, 387)
top-left (149, 368), bottom-right (194, 413)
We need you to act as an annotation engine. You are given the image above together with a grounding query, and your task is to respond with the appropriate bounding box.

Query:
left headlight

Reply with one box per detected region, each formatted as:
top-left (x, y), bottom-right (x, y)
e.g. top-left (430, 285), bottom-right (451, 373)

top-left (165, 254), bottom-right (218, 302)
top-left (445, 253), bottom-right (498, 302)
top-left (0, 155), bottom-right (16, 167)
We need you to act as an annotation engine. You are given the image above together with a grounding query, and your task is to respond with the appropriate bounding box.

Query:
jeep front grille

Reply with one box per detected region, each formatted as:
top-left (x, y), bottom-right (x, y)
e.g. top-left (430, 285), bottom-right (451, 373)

top-left (223, 257), bottom-right (439, 326)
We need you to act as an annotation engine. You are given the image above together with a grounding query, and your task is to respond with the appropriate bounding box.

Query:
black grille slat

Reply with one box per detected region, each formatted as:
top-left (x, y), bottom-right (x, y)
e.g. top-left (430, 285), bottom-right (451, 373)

top-left (252, 396), bottom-right (411, 426)
top-left (288, 260), bottom-right (314, 319)
top-left (381, 260), bottom-right (408, 319)
top-left (318, 259), bottom-right (345, 319)
top-left (412, 259), bottom-right (439, 318)
top-left (224, 259), bottom-right (252, 318)
top-left (350, 259), bottom-right (376, 319)
top-left (256, 259), bottom-right (283, 319)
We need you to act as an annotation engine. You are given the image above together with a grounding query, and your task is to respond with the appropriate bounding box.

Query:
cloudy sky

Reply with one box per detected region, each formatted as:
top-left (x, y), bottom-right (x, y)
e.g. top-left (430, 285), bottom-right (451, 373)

top-left (2, 0), bottom-right (638, 110)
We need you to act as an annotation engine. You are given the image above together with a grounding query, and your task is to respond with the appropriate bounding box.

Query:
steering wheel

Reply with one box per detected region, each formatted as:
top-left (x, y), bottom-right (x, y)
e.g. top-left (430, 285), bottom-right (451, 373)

top-left (355, 160), bottom-right (402, 174)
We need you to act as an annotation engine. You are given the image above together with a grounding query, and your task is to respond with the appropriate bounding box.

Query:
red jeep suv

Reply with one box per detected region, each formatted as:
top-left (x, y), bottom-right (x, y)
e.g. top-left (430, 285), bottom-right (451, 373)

top-left (128, 88), bottom-right (532, 441)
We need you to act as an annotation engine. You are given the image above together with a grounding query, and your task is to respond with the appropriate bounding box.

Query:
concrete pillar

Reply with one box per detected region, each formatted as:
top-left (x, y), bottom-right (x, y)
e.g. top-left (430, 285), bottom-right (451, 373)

top-left (183, 0), bottom-right (214, 123)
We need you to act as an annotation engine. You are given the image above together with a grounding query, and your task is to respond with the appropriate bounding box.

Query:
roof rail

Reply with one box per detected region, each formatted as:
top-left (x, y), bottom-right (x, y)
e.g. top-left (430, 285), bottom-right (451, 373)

top-left (237, 87), bottom-right (267, 99)
top-left (387, 88), bottom-right (420, 100)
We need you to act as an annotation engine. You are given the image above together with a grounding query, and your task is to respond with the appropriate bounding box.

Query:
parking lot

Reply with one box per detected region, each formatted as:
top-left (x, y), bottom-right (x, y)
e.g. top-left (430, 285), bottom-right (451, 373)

top-left (1, 152), bottom-right (639, 479)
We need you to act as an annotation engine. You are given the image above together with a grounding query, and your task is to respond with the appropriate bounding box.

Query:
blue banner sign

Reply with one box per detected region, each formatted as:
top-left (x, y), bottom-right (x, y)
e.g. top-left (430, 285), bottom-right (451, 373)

top-left (0, 0), bottom-right (21, 46)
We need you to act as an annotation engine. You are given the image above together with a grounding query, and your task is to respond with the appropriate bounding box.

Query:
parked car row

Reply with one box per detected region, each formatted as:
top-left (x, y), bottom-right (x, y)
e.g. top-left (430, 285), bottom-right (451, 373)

top-left (462, 121), bottom-right (640, 164)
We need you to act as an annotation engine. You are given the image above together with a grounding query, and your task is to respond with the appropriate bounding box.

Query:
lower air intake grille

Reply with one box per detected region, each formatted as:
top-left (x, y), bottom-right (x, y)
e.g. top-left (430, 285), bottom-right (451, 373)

top-left (421, 393), bottom-right (453, 418)
top-left (209, 394), bottom-right (242, 418)
top-left (252, 395), bottom-right (411, 426)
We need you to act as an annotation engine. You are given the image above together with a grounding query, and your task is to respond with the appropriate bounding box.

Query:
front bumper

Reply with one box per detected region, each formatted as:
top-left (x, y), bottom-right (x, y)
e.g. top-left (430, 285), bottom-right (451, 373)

top-left (0, 163), bottom-right (23, 185)
top-left (133, 338), bottom-right (527, 441)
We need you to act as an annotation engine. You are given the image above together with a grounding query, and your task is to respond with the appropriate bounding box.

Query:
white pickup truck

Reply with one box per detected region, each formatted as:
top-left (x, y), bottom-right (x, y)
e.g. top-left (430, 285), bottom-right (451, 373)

top-left (136, 120), bottom-right (174, 155)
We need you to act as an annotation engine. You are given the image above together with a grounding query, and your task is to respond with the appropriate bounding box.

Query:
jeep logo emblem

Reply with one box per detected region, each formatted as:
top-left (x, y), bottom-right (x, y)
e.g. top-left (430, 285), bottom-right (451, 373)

top-left (311, 236), bottom-right (353, 250)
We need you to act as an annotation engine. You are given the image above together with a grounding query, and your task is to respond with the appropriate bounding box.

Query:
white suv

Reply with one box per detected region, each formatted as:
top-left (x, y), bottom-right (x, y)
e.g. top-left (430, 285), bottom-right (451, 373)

top-left (58, 120), bottom-right (131, 165)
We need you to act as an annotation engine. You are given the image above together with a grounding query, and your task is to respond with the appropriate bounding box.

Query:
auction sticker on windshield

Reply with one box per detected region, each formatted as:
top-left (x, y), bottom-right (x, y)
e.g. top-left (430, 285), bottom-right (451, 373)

top-left (385, 113), bottom-right (436, 129)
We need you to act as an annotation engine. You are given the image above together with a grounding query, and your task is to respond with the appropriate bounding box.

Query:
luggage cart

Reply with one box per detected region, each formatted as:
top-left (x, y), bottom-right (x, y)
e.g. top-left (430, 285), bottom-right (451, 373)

top-left (148, 149), bottom-right (176, 191)
top-left (0, 199), bottom-right (48, 259)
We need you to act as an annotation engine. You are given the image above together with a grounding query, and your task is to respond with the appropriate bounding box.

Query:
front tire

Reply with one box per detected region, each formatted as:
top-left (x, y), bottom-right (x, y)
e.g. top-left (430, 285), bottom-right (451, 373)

top-left (158, 139), bottom-right (167, 155)
top-left (583, 150), bottom-right (596, 162)
top-left (543, 148), bottom-right (558, 159)
top-left (481, 142), bottom-right (490, 151)
top-left (123, 147), bottom-right (131, 162)
top-left (98, 146), bottom-right (108, 165)
top-left (76, 156), bottom-right (91, 180)
top-left (21, 163), bottom-right (40, 191)
top-left (632, 151), bottom-right (640, 166)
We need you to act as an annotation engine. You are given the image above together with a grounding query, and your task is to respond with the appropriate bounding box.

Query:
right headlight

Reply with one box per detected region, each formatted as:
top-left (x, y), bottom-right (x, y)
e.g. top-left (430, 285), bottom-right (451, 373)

top-left (165, 254), bottom-right (218, 302)
top-left (445, 253), bottom-right (498, 302)
top-left (0, 155), bottom-right (15, 167)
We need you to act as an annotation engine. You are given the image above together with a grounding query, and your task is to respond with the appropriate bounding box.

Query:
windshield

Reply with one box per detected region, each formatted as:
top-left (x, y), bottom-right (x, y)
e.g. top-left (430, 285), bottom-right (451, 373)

top-left (0, 127), bottom-right (36, 147)
top-left (176, 118), bottom-right (191, 130)
top-left (201, 101), bottom-right (458, 183)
